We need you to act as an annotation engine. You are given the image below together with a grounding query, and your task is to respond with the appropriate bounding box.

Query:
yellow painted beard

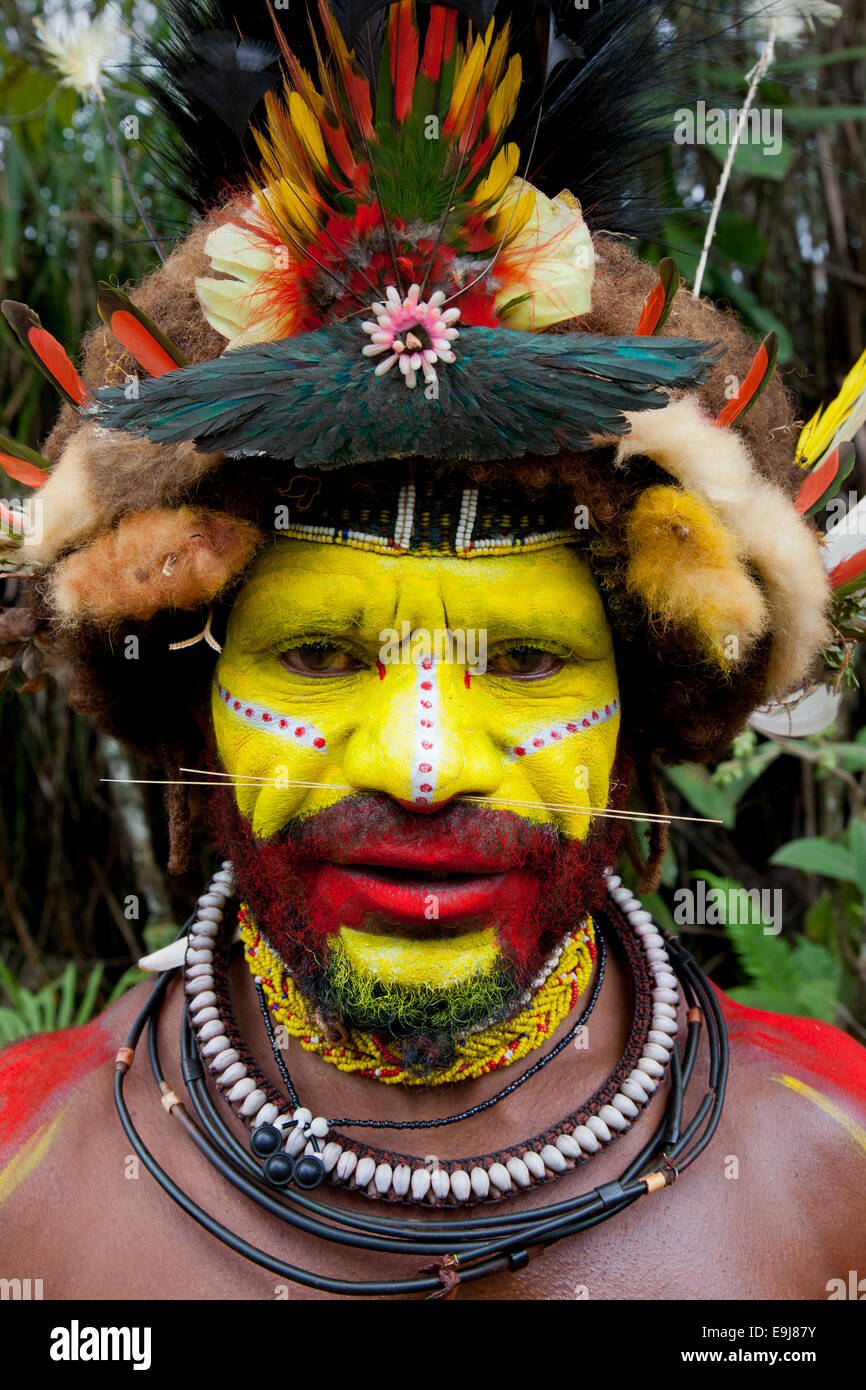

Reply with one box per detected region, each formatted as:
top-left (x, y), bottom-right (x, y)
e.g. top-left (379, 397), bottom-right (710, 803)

top-left (212, 537), bottom-right (620, 1004)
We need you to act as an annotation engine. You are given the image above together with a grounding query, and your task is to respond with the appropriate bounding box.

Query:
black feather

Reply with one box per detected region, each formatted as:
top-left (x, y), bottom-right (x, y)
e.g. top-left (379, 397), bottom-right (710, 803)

top-left (142, 0), bottom-right (693, 231)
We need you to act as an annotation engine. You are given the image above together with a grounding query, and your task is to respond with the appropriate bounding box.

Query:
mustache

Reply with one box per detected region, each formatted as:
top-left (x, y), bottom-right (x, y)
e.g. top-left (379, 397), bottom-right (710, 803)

top-left (273, 792), bottom-right (574, 867)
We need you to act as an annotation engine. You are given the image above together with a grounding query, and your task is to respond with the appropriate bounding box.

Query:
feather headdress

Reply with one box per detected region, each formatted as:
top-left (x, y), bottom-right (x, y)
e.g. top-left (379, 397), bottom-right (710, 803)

top-left (83, 0), bottom-right (717, 462)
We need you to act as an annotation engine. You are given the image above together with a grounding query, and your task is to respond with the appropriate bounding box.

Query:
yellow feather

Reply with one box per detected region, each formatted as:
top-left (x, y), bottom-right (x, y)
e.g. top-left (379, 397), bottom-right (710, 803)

top-left (487, 55), bottom-right (521, 134)
top-left (288, 91), bottom-right (330, 177)
top-left (446, 33), bottom-right (488, 131)
top-left (482, 26), bottom-right (510, 93)
top-left (484, 186), bottom-right (535, 244)
top-left (473, 143), bottom-right (520, 208)
top-left (292, 63), bottom-right (327, 121)
top-left (797, 345), bottom-right (866, 470)
top-left (256, 177), bottom-right (321, 243)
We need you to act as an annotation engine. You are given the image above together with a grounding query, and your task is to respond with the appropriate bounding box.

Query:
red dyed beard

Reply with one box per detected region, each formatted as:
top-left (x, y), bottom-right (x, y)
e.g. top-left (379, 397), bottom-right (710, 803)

top-left (213, 779), bottom-right (626, 1072)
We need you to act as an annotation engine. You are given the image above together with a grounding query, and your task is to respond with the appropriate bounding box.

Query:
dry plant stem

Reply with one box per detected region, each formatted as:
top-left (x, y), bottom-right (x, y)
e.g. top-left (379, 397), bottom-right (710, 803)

top-left (97, 94), bottom-right (166, 266)
top-left (0, 849), bottom-right (42, 971)
top-left (100, 735), bottom-right (172, 923)
top-left (765, 733), bottom-right (866, 812)
top-left (692, 29), bottom-right (778, 299)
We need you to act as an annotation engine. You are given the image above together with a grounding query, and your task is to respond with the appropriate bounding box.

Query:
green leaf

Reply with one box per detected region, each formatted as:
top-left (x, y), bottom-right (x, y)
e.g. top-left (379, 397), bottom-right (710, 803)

top-left (57, 961), bottom-right (77, 1031)
top-left (774, 46), bottom-right (866, 73)
top-left (106, 966), bottom-right (146, 1006)
top-left (665, 743), bottom-right (779, 828)
top-left (0, 1007), bottom-right (27, 1045)
top-left (770, 837), bottom-right (857, 883)
top-left (0, 954), bottom-right (23, 1009)
top-left (637, 890), bottom-right (678, 936)
top-left (850, 819), bottom-right (866, 898)
top-left (781, 106), bottom-right (866, 129)
top-left (706, 135), bottom-right (793, 182)
top-left (74, 963), bottom-right (105, 1027)
top-left (815, 741), bottom-right (866, 771)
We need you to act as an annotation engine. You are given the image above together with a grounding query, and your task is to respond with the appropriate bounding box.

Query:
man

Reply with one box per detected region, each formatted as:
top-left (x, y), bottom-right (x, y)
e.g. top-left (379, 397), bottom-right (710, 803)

top-left (0, 0), bottom-right (864, 1300)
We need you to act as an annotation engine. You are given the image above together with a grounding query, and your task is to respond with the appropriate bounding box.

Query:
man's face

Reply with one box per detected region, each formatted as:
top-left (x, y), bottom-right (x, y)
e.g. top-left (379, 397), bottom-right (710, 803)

top-left (212, 539), bottom-right (621, 1053)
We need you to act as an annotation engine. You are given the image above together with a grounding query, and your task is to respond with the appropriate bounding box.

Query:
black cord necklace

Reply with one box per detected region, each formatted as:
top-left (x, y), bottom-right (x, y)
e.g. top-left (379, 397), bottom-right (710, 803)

top-left (113, 887), bottom-right (728, 1297)
top-left (254, 931), bottom-right (608, 1132)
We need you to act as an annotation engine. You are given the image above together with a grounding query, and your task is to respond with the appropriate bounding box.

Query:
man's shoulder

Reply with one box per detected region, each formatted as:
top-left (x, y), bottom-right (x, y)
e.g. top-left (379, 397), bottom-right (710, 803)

top-left (715, 982), bottom-right (866, 1102)
top-left (0, 981), bottom-right (151, 1175)
top-left (712, 983), bottom-right (866, 1185)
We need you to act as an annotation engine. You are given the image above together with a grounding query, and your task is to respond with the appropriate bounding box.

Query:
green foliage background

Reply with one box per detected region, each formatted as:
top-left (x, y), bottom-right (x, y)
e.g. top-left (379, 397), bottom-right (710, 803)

top-left (0, 0), bottom-right (865, 1040)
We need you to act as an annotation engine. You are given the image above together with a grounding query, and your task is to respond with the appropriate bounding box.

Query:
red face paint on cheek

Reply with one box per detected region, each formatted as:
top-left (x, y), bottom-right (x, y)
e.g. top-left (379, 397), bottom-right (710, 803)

top-left (376, 660), bottom-right (386, 680)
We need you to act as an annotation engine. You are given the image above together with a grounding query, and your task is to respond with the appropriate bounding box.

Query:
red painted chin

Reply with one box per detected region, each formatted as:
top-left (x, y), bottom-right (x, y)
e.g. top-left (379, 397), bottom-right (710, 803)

top-left (299, 862), bottom-right (540, 934)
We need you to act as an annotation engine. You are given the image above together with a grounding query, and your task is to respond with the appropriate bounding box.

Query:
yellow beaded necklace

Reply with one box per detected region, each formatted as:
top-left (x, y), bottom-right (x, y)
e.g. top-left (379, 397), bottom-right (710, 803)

top-left (239, 904), bottom-right (596, 1085)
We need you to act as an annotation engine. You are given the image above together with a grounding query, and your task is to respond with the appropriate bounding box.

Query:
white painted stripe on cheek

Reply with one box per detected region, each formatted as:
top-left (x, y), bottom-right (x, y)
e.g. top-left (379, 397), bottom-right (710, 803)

top-left (215, 681), bottom-right (328, 754)
top-left (506, 697), bottom-right (620, 762)
top-left (409, 655), bottom-right (440, 806)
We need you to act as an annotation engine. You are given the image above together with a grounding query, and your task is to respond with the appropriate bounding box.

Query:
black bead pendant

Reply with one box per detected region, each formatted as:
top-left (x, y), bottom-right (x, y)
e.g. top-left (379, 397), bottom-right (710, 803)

top-left (263, 1151), bottom-right (295, 1187)
top-left (293, 1154), bottom-right (325, 1189)
top-left (250, 1123), bottom-right (283, 1158)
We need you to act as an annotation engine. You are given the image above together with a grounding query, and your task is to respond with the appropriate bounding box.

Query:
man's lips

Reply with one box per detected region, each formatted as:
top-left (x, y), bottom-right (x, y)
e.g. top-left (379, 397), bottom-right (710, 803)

top-left (326, 828), bottom-right (525, 876)
top-left (300, 861), bottom-right (541, 933)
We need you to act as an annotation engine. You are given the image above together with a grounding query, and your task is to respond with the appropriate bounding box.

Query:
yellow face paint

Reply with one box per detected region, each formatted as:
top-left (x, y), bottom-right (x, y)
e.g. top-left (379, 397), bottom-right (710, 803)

top-left (338, 925), bottom-right (500, 990)
top-left (213, 539), bottom-right (619, 991)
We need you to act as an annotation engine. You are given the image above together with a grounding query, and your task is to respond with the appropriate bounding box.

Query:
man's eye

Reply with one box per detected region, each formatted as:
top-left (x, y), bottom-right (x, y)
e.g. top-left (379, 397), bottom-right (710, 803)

top-left (279, 643), bottom-right (364, 675)
top-left (487, 647), bottom-right (564, 678)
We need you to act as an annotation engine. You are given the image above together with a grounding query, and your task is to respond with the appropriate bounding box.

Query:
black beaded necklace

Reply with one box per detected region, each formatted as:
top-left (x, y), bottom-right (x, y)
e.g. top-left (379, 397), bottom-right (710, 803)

top-left (254, 931), bottom-right (608, 1132)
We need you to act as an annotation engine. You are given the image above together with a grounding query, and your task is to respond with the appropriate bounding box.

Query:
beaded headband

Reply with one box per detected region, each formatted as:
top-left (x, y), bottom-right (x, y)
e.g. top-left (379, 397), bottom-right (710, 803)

top-left (276, 472), bottom-right (574, 557)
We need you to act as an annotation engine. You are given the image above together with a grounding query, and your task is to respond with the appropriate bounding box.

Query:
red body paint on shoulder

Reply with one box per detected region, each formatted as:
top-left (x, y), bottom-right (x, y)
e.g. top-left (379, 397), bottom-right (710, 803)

top-left (714, 983), bottom-right (866, 1100)
top-left (0, 1018), bottom-right (114, 1163)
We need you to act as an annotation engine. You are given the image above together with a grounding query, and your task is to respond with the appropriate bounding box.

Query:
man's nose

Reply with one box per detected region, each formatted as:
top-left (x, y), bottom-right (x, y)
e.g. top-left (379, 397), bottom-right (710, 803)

top-left (341, 654), bottom-right (502, 811)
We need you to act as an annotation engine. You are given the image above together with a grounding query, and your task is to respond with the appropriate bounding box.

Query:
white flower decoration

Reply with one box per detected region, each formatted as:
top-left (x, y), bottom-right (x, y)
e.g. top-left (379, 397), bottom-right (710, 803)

top-left (361, 284), bottom-right (460, 390)
top-left (35, 11), bottom-right (129, 101)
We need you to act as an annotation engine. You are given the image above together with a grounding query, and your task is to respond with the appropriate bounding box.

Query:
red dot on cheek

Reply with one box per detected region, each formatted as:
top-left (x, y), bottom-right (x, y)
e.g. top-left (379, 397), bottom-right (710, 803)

top-left (313, 737), bottom-right (326, 749)
top-left (376, 660), bottom-right (386, 681)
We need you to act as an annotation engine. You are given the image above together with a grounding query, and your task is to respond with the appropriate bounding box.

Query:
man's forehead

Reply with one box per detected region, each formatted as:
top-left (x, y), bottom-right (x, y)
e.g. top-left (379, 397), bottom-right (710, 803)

top-left (231, 537), bottom-right (610, 645)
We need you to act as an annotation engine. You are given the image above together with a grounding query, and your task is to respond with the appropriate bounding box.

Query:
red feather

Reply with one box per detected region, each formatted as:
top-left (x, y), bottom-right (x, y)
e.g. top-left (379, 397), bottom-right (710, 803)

top-left (714, 332), bottom-right (778, 429)
top-left (321, 120), bottom-right (358, 181)
top-left (420, 5), bottom-right (456, 82)
top-left (108, 311), bottom-right (179, 377)
top-left (0, 500), bottom-right (24, 533)
top-left (28, 326), bottom-right (89, 405)
top-left (390, 0), bottom-right (419, 123)
top-left (795, 446), bottom-right (841, 516)
top-left (636, 283), bottom-right (665, 336)
top-left (0, 450), bottom-right (47, 489)
top-left (829, 549), bottom-right (866, 593)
